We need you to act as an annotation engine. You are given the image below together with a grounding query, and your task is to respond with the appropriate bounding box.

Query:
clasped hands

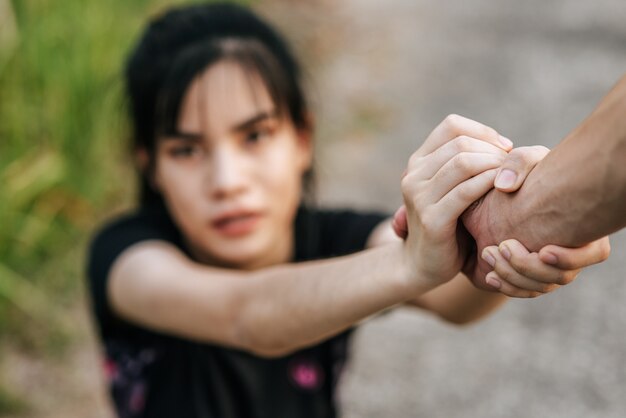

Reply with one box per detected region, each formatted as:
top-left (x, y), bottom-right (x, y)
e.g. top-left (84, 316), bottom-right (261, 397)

top-left (393, 115), bottom-right (610, 298)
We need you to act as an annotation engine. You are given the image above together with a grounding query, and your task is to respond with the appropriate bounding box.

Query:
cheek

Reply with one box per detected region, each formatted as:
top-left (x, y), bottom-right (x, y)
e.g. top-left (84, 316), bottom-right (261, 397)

top-left (259, 143), bottom-right (304, 197)
top-left (256, 145), bottom-right (305, 233)
top-left (155, 160), bottom-right (204, 220)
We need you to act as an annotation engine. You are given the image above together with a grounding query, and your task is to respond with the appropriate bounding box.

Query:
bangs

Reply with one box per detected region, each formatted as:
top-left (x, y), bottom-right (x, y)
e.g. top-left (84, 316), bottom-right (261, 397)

top-left (155, 38), bottom-right (297, 139)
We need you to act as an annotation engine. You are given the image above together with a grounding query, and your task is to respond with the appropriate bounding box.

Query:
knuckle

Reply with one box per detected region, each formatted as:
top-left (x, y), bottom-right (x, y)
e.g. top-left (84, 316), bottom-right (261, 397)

top-left (551, 270), bottom-right (567, 285)
top-left (511, 288), bottom-right (540, 298)
top-left (455, 183), bottom-right (475, 202)
top-left (558, 271), bottom-right (578, 285)
top-left (555, 274), bottom-right (569, 286)
top-left (537, 283), bottom-right (554, 294)
top-left (419, 208), bottom-right (437, 228)
top-left (407, 152), bottom-right (422, 169)
top-left (420, 208), bottom-right (447, 236)
top-left (452, 153), bottom-right (473, 173)
top-left (496, 268), bottom-right (512, 282)
top-left (545, 284), bottom-right (559, 293)
top-left (421, 223), bottom-right (438, 237)
top-left (454, 136), bottom-right (474, 153)
top-left (503, 286), bottom-right (532, 298)
top-left (555, 276), bottom-right (569, 286)
top-left (400, 174), bottom-right (413, 191)
top-left (444, 113), bottom-right (463, 129)
top-left (510, 145), bottom-right (549, 167)
top-left (505, 255), bottom-right (530, 276)
top-left (481, 125), bottom-right (499, 142)
top-left (532, 145), bottom-right (550, 155)
top-left (401, 172), bottom-right (422, 194)
top-left (598, 240), bottom-right (611, 261)
top-left (505, 148), bottom-right (528, 166)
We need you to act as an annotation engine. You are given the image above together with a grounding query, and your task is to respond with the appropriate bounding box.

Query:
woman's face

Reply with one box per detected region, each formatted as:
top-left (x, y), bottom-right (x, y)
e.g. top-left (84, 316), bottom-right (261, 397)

top-left (153, 60), bottom-right (312, 269)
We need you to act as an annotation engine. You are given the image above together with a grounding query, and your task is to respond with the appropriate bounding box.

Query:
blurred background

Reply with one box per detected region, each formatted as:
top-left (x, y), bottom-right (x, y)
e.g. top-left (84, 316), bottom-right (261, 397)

top-left (1, 0), bottom-right (625, 417)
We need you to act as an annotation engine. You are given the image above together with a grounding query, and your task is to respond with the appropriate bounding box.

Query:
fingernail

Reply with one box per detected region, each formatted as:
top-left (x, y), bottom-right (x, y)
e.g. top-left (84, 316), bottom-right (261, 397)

top-left (495, 169), bottom-right (517, 189)
top-left (486, 274), bottom-right (502, 289)
top-left (499, 244), bottom-right (512, 261)
top-left (499, 135), bottom-right (513, 148)
top-left (543, 252), bottom-right (558, 265)
top-left (482, 250), bottom-right (496, 267)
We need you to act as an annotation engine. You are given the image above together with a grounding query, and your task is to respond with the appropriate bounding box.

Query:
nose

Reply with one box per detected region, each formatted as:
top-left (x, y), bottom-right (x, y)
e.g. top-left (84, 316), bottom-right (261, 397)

top-left (206, 146), bottom-right (248, 200)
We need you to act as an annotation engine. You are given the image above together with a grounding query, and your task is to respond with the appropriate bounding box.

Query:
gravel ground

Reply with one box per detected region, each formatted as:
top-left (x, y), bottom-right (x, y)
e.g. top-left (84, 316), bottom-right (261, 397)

top-left (6, 1), bottom-right (626, 417)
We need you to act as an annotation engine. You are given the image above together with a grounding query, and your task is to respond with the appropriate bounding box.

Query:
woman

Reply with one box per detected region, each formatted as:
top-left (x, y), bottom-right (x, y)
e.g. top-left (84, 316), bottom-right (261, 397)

top-left (87, 3), bottom-right (608, 417)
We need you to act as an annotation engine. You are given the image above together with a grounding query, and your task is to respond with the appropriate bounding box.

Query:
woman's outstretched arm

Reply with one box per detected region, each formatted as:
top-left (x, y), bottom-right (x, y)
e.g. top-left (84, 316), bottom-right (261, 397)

top-left (107, 116), bottom-right (509, 357)
top-left (110, 240), bottom-right (414, 357)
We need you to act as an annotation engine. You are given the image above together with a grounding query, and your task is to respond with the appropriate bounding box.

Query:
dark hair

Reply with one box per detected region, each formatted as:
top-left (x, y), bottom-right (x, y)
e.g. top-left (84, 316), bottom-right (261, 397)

top-left (124, 2), bottom-right (313, 205)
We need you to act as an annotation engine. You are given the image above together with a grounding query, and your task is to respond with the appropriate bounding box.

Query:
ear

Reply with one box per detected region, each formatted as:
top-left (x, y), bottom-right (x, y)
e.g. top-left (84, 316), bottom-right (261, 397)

top-left (135, 146), bottom-right (150, 171)
top-left (296, 112), bottom-right (315, 172)
top-left (135, 147), bottom-right (160, 191)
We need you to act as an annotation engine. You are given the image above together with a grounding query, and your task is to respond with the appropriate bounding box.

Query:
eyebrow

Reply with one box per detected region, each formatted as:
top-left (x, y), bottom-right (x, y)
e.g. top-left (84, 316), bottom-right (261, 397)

top-left (232, 110), bottom-right (278, 132)
top-left (165, 110), bottom-right (278, 140)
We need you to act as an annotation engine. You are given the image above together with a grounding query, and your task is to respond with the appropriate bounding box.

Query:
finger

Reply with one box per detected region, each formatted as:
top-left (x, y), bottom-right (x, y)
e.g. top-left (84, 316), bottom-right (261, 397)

top-left (482, 245), bottom-right (562, 292)
top-left (415, 114), bottom-right (513, 158)
top-left (435, 168), bottom-right (498, 222)
top-left (497, 239), bottom-right (580, 285)
top-left (485, 272), bottom-right (552, 298)
top-left (538, 237), bottom-right (611, 270)
top-left (392, 205), bottom-right (408, 239)
top-left (494, 146), bottom-right (550, 192)
top-left (423, 152), bottom-right (505, 203)
top-left (409, 136), bottom-right (507, 177)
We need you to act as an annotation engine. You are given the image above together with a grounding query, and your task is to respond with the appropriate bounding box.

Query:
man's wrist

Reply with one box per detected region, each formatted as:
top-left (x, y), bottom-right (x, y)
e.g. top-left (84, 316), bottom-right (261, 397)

top-left (482, 189), bottom-right (513, 247)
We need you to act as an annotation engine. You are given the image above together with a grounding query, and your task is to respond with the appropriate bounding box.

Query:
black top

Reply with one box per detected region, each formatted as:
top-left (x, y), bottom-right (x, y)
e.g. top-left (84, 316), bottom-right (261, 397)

top-left (86, 203), bottom-right (387, 418)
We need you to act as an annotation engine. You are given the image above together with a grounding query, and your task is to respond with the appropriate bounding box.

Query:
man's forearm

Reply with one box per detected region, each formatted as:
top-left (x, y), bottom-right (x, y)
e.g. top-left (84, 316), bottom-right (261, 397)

top-left (483, 74), bottom-right (626, 250)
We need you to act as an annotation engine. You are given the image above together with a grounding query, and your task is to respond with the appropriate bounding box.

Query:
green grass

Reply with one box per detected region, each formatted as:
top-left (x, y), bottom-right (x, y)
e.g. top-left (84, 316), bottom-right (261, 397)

top-left (0, 383), bottom-right (27, 416)
top-left (0, 0), bottom-right (251, 412)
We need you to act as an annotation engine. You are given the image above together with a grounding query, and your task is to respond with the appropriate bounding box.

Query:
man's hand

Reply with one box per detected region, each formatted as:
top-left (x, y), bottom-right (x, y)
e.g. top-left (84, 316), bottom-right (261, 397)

top-left (393, 145), bottom-right (552, 290)
top-left (478, 237), bottom-right (610, 297)
top-left (460, 146), bottom-right (551, 289)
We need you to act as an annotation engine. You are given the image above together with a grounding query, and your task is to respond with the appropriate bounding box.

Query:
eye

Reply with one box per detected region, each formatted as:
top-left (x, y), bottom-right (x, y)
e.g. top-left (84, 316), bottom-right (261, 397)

top-left (169, 142), bottom-right (203, 159)
top-left (243, 123), bottom-right (277, 146)
top-left (244, 128), bottom-right (268, 145)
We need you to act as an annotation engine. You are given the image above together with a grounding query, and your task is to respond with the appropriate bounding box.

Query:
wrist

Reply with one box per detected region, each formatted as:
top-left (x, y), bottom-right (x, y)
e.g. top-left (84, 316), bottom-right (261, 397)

top-left (482, 190), bottom-right (511, 246)
top-left (398, 241), bottom-right (442, 295)
top-left (462, 189), bottom-right (512, 249)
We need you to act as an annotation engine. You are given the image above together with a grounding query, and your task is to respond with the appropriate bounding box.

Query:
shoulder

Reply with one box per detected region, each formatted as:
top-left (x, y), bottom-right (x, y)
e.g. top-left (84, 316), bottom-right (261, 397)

top-left (86, 203), bottom-right (182, 334)
top-left (88, 204), bottom-right (181, 282)
top-left (294, 206), bottom-right (390, 259)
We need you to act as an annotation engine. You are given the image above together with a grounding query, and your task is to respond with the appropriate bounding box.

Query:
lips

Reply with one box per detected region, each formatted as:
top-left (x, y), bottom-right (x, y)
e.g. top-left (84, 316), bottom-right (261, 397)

top-left (210, 209), bottom-right (263, 237)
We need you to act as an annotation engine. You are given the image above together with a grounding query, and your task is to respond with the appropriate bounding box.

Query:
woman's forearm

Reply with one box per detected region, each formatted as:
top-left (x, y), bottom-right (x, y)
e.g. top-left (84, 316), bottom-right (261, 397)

top-left (111, 242), bottom-right (426, 357)
top-left (409, 274), bottom-right (508, 324)
top-left (237, 242), bottom-right (427, 356)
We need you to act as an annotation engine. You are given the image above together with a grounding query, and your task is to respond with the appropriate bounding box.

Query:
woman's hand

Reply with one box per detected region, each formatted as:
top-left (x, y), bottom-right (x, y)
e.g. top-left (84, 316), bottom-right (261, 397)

top-left (480, 236), bottom-right (611, 298)
top-left (400, 114), bottom-right (512, 291)
top-left (393, 145), bottom-right (551, 239)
